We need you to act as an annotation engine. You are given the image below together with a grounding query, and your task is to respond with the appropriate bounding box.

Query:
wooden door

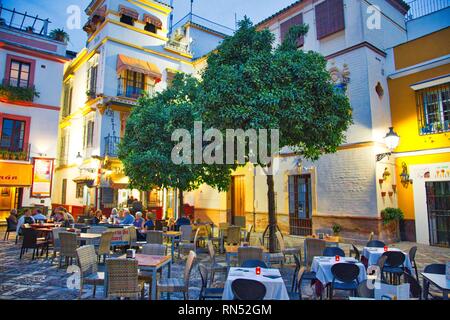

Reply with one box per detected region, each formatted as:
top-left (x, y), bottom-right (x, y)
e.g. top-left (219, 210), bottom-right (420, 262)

top-left (231, 175), bottom-right (245, 223)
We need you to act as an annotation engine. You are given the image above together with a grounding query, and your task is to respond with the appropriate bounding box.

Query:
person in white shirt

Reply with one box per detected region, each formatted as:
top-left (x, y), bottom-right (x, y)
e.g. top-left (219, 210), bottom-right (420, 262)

top-left (16, 209), bottom-right (35, 234)
top-left (33, 209), bottom-right (47, 221)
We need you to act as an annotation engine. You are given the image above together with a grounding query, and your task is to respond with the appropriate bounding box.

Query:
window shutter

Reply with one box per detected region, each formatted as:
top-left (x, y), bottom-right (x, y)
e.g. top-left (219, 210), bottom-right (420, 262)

top-left (280, 13), bottom-right (304, 47)
top-left (315, 0), bottom-right (345, 40)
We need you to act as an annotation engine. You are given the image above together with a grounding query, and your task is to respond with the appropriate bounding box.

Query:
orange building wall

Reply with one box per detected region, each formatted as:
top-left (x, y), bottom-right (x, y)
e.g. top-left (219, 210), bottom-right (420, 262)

top-left (388, 64), bottom-right (450, 154)
top-left (393, 27), bottom-right (450, 70)
top-left (395, 153), bottom-right (450, 221)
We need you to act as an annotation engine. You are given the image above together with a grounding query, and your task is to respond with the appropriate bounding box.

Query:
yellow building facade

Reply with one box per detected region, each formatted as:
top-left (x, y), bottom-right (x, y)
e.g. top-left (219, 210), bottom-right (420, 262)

top-left (388, 27), bottom-right (450, 246)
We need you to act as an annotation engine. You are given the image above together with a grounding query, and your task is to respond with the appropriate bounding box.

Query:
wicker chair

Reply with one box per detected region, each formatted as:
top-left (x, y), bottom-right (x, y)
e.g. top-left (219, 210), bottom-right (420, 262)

top-left (237, 246), bottom-right (263, 266)
top-left (88, 226), bottom-right (107, 246)
top-left (275, 231), bottom-right (299, 263)
top-left (146, 230), bottom-right (164, 244)
top-left (349, 244), bottom-right (361, 260)
top-left (76, 245), bottom-right (104, 298)
top-left (198, 263), bottom-right (224, 300)
top-left (96, 231), bottom-right (114, 263)
top-left (305, 238), bottom-right (326, 266)
top-left (157, 250), bottom-right (197, 299)
top-left (59, 232), bottom-right (78, 267)
top-left (50, 227), bottom-right (65, 261)
top-left (225, 226), bottom-right (241, 245)
top-left (207, 240), bottom-right (228, 284)
top-left (408, 246), bottom-right (419, 280)
top-left (244, 224), bottom-right (253, 243)
top-left (178, 228), bottom-right (200, 258)
top-left (3, 217), bottom-right (17, 240)
top-left (141, 244), bottom-right (166, 256)
top-left (206, 223), bottom-right (221, 250)
top-left (105, 258), bottom-right (141, 299)
top-left (234, 216), bottom-right (246, 228)
top-left (19, 228), bottom-right (49, 260)
top-left (139, 244), bottom-right (166, 299)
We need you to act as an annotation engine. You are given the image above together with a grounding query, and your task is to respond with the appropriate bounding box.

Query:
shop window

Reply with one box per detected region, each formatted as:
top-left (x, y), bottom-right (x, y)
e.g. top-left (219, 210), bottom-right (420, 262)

top-left (75, 183), bottom-right (84, 199)
top-left (120, 14), bottom-right (134, 26)
top-left (417, 84), bottom-right (450, 135)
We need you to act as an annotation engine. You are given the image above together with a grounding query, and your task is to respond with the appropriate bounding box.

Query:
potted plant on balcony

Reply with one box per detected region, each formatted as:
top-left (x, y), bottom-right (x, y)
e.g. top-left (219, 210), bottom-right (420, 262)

top-left (49, 28), bottom-right (70, 43)
top-left (380, 207), bottom-right (404, 242)
top-left (25, 26), bottom-right (34, 33)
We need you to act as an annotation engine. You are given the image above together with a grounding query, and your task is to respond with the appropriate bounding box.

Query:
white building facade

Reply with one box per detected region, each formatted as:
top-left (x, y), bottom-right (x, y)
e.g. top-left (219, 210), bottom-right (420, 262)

top-left (0, 7), bottom-right (68, 220)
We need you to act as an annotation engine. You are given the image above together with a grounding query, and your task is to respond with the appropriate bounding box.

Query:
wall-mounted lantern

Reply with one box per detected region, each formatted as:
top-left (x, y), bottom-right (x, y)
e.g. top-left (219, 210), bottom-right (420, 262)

top-left (376, 127), bottom-right (400, 162)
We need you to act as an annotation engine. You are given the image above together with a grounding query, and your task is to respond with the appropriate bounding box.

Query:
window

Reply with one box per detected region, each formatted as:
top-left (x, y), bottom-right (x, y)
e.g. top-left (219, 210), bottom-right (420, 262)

top-left (0, 118), bottom-right (26, 151)
top-left (280, 13), bottom-right (304, 47)
top-left (83, 119), bottom-right (95, 149)
top-left (417, 84), bottom-right (450, 134)
top-left (9, 60), bottom-right (31, 88)
top-left (315, 0), bottom-right (345, 40)
top-left (62, 82), bottom-right (73, 118)
top-left (75, 183), bottom-right (84, 199)
top-left (86, 63), bottom-right (98, 99)
top-left (118, 70), bottom-right (148, 98)
top-left (58, 129), bottom-right (69, 166)
top-left (144, 22), bottom-right (157, 33)
top-left (120, 14), bottom-right (134, 26)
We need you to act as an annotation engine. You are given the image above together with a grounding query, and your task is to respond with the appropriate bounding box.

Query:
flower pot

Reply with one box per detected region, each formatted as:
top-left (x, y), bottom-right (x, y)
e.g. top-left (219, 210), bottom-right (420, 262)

top-left (392, 184), bottom-right (397, 193)
top-left (381, 192), bottom-right (387, 197)
top-left (388, 191), bottom-right (394, 197)
top-left (379, 179), bottom-right (384, 185)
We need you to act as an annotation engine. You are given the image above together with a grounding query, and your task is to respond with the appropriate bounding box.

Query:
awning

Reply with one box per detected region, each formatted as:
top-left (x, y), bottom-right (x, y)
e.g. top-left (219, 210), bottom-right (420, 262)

top-left (410, 74), bottom-right (450, 91)
top-left (116, 54), bottom-right (162, 81)
top-left (109, 173), bottom-right (129, 189)
top-left (119, 5), bottom-right (139, 20)
top-left (93, 5), bottom-right (107, 17)
top-left (143, 13), bottom-right (162, 29)
top-left (0, 163), bottom-right (33, 187)
top-left (73, 175), bottom-right (96, 187)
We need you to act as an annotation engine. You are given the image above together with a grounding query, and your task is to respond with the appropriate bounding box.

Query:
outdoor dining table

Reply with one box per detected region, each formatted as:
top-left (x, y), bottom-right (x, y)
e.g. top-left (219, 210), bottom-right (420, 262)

top-left (421, 272), bottom-right (450, 300)
top-left (362, 247), bottom-right (413, 272)
top-left (303, 235), bottom-right (340, 265)
top-left (224, 245), bottom-right (270, 266)
top-left (30, 223), bottom-right (58, 228)
top-left (163, 231), bottom-right (181, 261)
top-left (222, 267), bottom-right (289, 300)
top-left (117, 254), bottom-right (172, 300)
top-left (77, 233), bottom-right (102, 245)
top-left (311, 256), bottom-right (367, 298)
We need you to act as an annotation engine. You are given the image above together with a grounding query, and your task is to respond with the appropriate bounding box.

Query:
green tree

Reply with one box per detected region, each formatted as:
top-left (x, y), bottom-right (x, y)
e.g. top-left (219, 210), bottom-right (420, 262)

top-left (201, 18), bottom-right (352, 251)
top-left (118, 74), bottom-right (233, 216)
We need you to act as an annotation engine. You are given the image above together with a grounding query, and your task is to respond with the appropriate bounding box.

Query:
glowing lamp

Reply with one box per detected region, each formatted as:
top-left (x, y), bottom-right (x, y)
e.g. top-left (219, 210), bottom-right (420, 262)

top-left (384, 127), bottom-right (400, 151)
top-left (74, 152), bottom-right (83, 167)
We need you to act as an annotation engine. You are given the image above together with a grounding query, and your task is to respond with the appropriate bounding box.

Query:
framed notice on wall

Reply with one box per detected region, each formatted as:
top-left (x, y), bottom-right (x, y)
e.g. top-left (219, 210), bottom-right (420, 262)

top-left (31, 158), bottom-right (54, 198)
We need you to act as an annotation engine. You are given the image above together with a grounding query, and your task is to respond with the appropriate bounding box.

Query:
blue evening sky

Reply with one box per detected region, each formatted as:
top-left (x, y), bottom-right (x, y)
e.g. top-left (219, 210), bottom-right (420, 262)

top-left (1, 0), bottom-right (297, 52)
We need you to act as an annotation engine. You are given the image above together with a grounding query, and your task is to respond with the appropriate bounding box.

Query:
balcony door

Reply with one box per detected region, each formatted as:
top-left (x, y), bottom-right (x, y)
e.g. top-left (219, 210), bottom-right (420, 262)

top-left (0, 118), bottom-right (26, 152)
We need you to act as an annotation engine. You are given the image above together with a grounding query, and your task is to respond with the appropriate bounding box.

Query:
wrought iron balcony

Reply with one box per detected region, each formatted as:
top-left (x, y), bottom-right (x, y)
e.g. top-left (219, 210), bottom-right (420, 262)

top-left (104, 134), bottom-right (120, 158)
top-left (0, 79), bottom-right (39, 102)
top-left (117, 77), bottom-right (153, 99)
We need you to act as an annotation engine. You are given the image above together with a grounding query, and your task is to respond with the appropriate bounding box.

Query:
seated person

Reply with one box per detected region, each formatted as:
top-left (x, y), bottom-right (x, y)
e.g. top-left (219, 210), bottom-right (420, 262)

top-left (175, 215), bottom-right (191, 231)
top-left (144, 212), bottom-right (155, 230)
top-left (16, 209), bottom-right (35, 235)
top-left (33, 209), bottom-right (47, 222)
top-left (92, 209), bottom-right (105, 225)
top-left (109, 208), bottom-right (119, 224)
top-left (133, 212), bottom-right (146, 241)
top-left (8, 209), bottom-right (18, 229)
top-left (120, 209), bottom-right (135, 225)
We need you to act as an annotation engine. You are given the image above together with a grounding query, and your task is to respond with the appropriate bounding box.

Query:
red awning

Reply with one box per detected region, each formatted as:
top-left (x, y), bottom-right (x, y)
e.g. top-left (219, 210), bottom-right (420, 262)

top-left (119, 5), bottom-right (139, 20)
top-left (116, 54), bottom-right (162, 81)
top-left (143, 13), bottom-right (162, 29)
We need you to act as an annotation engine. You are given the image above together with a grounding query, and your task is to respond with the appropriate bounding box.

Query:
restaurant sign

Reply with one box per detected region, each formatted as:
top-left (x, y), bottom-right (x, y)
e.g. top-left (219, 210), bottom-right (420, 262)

top-left (31, 158), bottom-right (54, 198)
top-left (0, 163), bottom-right (33, 186)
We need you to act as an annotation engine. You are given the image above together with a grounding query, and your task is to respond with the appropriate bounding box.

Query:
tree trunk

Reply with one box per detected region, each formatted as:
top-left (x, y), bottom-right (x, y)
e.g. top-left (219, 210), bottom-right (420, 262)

top-left (266, 174), bottom-right (277, 253)
top-left (178, 189), bottom-right (184, 218)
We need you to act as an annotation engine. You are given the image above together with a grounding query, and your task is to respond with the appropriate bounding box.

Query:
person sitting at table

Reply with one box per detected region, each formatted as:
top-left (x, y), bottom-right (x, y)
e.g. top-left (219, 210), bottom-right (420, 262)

top-left (143, 212), bottom-right (155, 230)
top-left (8, 209), bottom-right (18, 229)
top-left (175, 215), bottom-right (191, 230)
top-left (16, 209), bottom-right (35, 235)
top-left (56, 208), bottom-right (75, 227)
top-left (92, 209), bottom-right (105, 224)
top-left (33, 209), bottom-right (47, 222)
top-left (120, 209), bottom-right (135, 225)
top-left (109, 208), bottom-right (119, 224)
top-left (133, 212), bottom-right (146, 241)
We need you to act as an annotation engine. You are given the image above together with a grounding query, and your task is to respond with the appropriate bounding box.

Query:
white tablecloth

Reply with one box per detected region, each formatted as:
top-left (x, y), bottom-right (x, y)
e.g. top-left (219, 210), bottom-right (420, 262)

top-left (222, 267), bottom-right (289, 300)
top-left (362, 247), bottom-right (413, 272)
top-left (311, 256), bottom-right (367, 286)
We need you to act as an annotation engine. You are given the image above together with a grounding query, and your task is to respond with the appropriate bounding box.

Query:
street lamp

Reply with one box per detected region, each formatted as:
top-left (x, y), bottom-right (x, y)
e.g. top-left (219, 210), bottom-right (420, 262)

top-left (376, 127), bottom-right (400, 162)
top-left (75, 152), bottom-right (83, 167)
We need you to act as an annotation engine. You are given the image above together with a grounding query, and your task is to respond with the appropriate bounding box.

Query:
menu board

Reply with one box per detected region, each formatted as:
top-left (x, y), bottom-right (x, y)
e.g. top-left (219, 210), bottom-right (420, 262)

top-left (31, 158), bottom-right (54, 198)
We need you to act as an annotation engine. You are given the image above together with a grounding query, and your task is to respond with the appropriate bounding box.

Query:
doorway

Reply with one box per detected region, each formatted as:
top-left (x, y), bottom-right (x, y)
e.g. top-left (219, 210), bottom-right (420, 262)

top-left (230, 175), bottom-right (245, 224)
top-left (288, 174), bottom-right (313, 236)
top-left (426, 181), bottom-right (450, 247)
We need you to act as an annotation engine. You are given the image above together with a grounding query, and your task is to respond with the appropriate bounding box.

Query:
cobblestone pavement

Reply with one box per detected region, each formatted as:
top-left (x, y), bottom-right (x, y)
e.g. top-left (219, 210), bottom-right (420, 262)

top-left (0, 230), bottom-right (448, 300)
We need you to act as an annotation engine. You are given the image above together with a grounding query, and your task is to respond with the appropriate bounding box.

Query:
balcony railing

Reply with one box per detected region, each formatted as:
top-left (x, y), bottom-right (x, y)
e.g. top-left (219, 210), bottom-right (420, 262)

top-left (0, 79), bottom-right (39, 102)
top-left (0, 144), bottom-right (31, 161)
top-left (406, 0), bottom-right (450, 20)
top-left (171, 13), bottom-right (235, 37)
top-left (117, 77), bottom-right (153, 99)
top-left (104, 135), bottom-right (120, 157)
top-left (0, 5), bottom-right (51, 36)
top-left (164, 39), bottom-right (191, 55)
